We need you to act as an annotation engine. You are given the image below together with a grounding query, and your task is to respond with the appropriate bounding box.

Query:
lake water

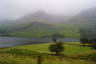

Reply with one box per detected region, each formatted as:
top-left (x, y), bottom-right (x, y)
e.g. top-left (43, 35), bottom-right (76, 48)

top-left (0, 37), bottom-right (79, 48)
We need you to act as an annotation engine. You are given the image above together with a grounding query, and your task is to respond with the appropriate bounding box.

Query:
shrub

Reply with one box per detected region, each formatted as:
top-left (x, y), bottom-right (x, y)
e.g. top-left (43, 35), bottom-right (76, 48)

top-left (49, 42), bottom-right (64, 55)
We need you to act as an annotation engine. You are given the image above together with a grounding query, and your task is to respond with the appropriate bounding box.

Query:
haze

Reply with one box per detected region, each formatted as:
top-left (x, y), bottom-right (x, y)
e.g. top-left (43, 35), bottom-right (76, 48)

top-left (0, 0), bottom-right (96, 20)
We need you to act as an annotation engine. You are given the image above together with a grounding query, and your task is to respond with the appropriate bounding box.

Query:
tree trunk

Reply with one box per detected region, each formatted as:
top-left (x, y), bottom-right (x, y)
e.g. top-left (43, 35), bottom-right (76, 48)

top-left (55, 51), bottom-right (58, 55)
top-left (37, 56), bottom-right (42, 64)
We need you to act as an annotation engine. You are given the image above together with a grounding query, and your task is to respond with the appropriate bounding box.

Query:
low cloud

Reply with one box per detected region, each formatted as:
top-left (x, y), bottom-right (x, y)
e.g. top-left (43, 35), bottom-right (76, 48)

top-left (0, 0), bottom-right (96, 19)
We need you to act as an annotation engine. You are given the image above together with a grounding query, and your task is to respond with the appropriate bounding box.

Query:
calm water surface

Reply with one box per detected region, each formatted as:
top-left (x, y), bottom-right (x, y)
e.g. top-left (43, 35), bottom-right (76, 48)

top-left (0, 37), bottom-right (79, 48)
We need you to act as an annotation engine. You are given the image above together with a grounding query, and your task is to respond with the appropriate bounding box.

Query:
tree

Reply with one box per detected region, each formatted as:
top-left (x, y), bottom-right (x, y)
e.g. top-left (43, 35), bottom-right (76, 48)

top-left (91, 39), bottom-right (96, 49)
top-left (49, 42), bottom-right (64, 55)
top-left (80, 38), bottom-right (89, 46)
top-left (52, 34), bottom-right (58, 43)
top-left (52, 37), bottom-right (57, 43)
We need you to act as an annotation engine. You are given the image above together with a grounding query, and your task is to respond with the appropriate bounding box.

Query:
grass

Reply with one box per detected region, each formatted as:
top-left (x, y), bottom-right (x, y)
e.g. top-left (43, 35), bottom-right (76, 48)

top-left (7, 22), bottom-right (80, 38)
top-left (9, 29), bottom-right (80, 38)
top-left (9, 28), bottom-right (56, 37)
top-left (0, 42), bottom-right (96, 64)
top-left (12, 42), bottom-right (91, 55)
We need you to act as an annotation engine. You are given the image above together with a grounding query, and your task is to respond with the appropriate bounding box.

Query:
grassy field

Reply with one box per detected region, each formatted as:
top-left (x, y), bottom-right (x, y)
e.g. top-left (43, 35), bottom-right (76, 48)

top-left (7, 22), bottom-right (80, 38)
top-left (9, 28), bottom-right (80, 38)
top-left (0, 42), bottom-right (96, 64)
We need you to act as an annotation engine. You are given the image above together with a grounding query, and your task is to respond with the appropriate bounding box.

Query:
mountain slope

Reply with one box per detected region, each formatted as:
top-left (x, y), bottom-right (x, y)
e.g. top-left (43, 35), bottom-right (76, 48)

top-left (15, 10), bottom-right (67, 23)
top-left (67, 8), bottom-right (96, 24)
top-left (2, 8), bottom-right (96, 38)
top-left (65, 8), bottom-right (96, 38)
top-left (9, 21), bottom-right (58, 37)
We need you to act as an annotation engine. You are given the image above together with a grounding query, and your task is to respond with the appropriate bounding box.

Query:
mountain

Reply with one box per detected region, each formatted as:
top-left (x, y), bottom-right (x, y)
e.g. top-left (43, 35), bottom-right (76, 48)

top-left (65, 8), bottom-right (96, 39)
top-left (2, 8), bottom-right (96, 38)
top-left (77, 8), bottom-right (96, 21)
top-left (67, 8), bottom-right (96, 24)
top-left (0, 20), bottom-right (13, 24)
top-left (0, 20), bottom-right (14, 36)
top-left (13, 21), bottom-right (56, 31)
top-left (15, 10), bottom-right (67, 23)
top-left (0, 20), bottom-right (13, 30)
top-left (0, 10), bottom-right (81, 38)
top-left (8, 21), bottom-right (58, 37)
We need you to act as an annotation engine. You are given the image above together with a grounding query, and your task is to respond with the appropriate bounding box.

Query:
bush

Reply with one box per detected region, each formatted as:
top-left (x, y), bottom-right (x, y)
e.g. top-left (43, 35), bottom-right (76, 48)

top-left (49, 42), bottom-right (64, 55)
top-left (80, 38), bottom-right (89, 46)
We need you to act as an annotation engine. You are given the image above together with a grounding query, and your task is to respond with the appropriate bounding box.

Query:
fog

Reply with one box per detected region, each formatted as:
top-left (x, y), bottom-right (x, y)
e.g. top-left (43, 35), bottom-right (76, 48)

top-left (0, 0), bottom-right (96, 20)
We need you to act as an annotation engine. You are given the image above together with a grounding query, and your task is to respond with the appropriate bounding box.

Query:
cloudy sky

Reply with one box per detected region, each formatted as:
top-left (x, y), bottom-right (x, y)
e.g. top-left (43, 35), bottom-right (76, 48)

top-left (0, 0), bottom-right (96, 20)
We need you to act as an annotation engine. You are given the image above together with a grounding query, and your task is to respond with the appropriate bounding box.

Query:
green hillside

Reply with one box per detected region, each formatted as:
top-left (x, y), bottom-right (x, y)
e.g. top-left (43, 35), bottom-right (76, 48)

top-left (7, 21), bottom-right (80, 38)
top-left (8, 21), bottom-right (58, 37)
top-left (0, 42), bottom-right (96, 64)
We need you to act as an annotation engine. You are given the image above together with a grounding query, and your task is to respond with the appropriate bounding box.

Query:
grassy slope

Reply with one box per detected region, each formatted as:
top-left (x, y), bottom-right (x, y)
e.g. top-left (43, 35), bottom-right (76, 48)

top-left (8, 22), bottom-right (57, 37)
top-left (8, 22), bottom-right (80, 38)
top-left (1, 21), bottom-right (96, 38)
top-left (14, 42), bottom-right (91, 54)
top-left (58, 24), bottom-right (80, 38)
top-left (9, 28), bottom-right (56, 37)
top-left (0, 42), bottom-right (96, 64)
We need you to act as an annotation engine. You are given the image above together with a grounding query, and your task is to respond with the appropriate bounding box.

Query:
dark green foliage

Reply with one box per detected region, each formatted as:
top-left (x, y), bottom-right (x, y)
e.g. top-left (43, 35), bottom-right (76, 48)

top-left (80, 38), bottom-right (96, 49)
top-left (80, 38), bottom-right (89, 46)
top-left (1, 49), bottom-right (41, 56)
top-left (49, 42), bottom-right (64, 55)
top-left (52, 37), bottom-right (57, 43)
top-left (52, 34), bottom-right (59, 43)
top-left (78, 53), bottom-right (96, 61)
top-left (0, 59), bottom-right (16, 64)
top-left (90, 39), bottom-right (96, 49)
top-left (0, 29), bottom-right (9, 36)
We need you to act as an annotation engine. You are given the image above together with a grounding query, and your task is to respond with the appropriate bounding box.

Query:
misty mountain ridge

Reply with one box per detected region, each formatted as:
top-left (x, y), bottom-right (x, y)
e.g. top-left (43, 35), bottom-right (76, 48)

top-left (14, 10), bottom-right (68, 23)
top-left (67, 8), bottom-right (96, 24)
top-left (14, 21), bottom-right (56, 31)
top-left (14, 8), bottom-right (96, 25)
top-left (0, 8), bottom-right (96, 37)
top-left (1, 8), bottom-right (96, 24)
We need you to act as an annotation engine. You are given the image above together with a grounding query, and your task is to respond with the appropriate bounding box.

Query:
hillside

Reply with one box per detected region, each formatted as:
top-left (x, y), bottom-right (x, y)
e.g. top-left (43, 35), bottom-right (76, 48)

top-left (67, 8), bottom-right (96, 24)
top-left (1, 8), bottom-right (96, 38)
top-left (64, 8), bottom-right (96, 38)
top-left (15, 10), bottom-right (67, 23)
top-left (0, 10), bottom-right (78, 38)
top-left (0, 42), bottom-right (96, 64)
top-left (8, 21), bottom-right (58, 37)
top-left (7, 21), bottom-right (80, 38)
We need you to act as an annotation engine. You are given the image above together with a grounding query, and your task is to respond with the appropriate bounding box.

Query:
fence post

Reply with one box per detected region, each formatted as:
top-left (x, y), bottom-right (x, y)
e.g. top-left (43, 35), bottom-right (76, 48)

top-left (37, 55), bottom-right (42, 64)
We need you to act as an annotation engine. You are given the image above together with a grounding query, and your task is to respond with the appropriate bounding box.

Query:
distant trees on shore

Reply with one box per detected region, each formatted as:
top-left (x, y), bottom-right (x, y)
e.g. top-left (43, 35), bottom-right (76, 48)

top-left (80, 38), bottom-right (96, 49)
top-left (42, 34), bottom-right (65, 38)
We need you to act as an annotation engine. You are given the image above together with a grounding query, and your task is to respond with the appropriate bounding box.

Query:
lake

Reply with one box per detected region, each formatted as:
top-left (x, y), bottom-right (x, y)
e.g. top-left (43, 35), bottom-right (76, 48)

top-left (0, 37), bottom-right (79, 48)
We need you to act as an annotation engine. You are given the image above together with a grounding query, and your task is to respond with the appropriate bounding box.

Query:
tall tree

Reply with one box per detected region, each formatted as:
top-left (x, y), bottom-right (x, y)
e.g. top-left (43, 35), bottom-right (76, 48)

top-left (49, 42), bottom-right (64, 55)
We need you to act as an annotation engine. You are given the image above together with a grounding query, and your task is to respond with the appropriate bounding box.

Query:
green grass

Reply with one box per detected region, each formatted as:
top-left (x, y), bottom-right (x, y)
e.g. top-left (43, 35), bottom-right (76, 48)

top-left (0, 42), bottom-right (96, 64)
top-left (9, 28), bottom-right (80, 38)
top-left (9, 28), bottom-right (56, 37)
top-left (7, 22), bottom-right (80, 38)
top-left (1, 21), bottom-right (96, 38)
top-left (12, 42), bottom-right (91, 55)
